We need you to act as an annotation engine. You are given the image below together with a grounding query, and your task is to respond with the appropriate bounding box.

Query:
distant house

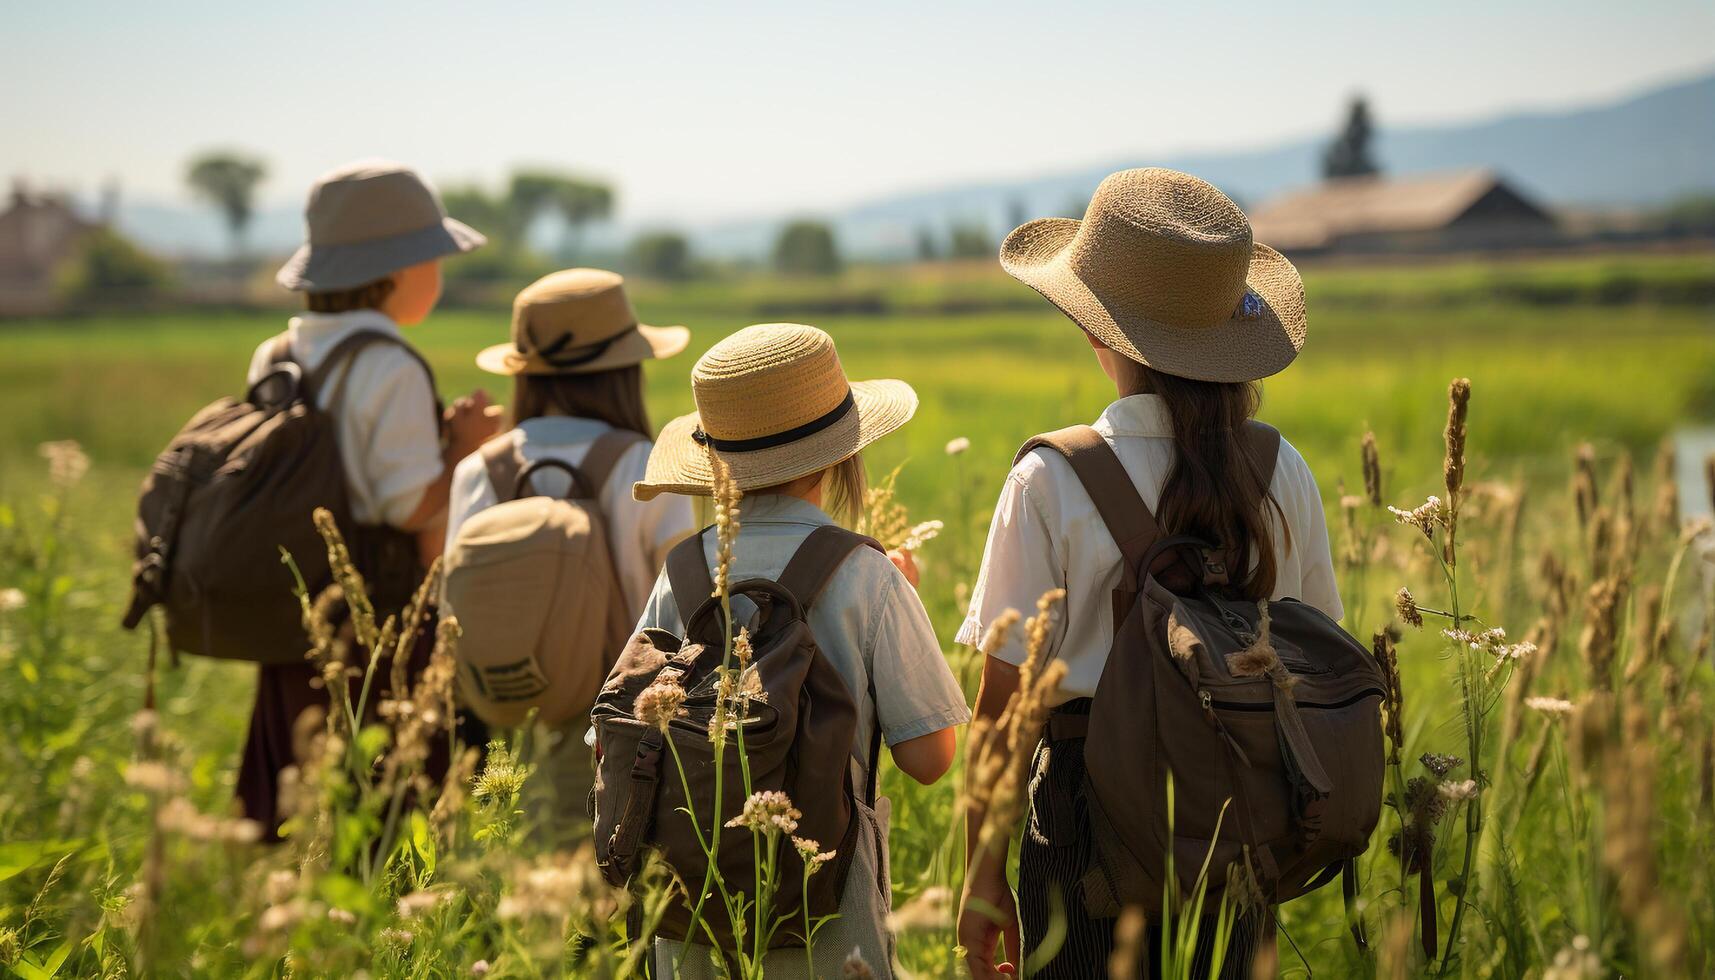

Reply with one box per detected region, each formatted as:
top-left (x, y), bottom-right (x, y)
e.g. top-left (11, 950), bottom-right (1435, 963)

top-left (0, 181), bottom-right (100, 314)
top-left (1247, 170), bottom-right (1557, 256)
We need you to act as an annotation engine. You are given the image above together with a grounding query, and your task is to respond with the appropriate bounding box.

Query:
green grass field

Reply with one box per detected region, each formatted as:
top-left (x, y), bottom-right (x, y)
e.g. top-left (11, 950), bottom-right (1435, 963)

top-left (2, 252), bottom-right (1714, 977)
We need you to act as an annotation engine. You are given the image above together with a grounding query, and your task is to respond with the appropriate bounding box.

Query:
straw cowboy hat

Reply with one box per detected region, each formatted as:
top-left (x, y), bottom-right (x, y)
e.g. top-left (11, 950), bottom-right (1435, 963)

top-left (1000, 167), bottom-right (1306, 383)
top-left (477, 269), bottom-right (689, 376)
top-left (634, 323), bottom-right (917, 500)
top-left (277, 159), bottom-right (485, 291)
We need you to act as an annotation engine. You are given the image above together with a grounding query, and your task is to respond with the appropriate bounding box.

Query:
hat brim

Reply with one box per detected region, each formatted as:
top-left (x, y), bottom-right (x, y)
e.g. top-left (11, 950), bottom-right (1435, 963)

top-left (475, 323), bottom-right (691, 376)
top-left (276, 216), bottom-right (486, 292)
top-left (633, 379), bottom-right (918, 501)
top-left (999, 217), bottom-right (1306, 383)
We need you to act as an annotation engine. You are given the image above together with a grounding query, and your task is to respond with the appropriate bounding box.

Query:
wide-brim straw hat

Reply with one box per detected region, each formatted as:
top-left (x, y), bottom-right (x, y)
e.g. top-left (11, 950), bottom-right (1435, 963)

top-left (277, 159), bottom-right (485, 292)
top-left (1000, 167), bottom-right (1306, 383)
top-left (476, 268), bottom-right (688, 376)
top-left (634, 323), bottom-right (917, 500)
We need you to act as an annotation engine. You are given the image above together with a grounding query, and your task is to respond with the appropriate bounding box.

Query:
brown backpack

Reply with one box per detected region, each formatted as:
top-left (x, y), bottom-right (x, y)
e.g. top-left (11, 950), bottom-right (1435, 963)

top-left (442, 430), bottom-right (643, 728)
top-left (121, 331), bottom-right (434, 662)
top-left (590, 525), bottom-right (884, 951)
top-left (1019, 423), bottom-right (1383, 940)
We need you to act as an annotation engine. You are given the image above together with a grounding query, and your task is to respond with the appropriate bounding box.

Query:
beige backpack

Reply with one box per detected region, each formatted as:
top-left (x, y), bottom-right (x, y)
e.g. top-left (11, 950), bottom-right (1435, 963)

top-left (444, 429), bottom-right (643, 728)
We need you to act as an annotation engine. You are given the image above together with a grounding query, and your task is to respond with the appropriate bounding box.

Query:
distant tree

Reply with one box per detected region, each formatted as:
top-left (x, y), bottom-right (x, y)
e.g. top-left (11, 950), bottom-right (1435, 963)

top-left (507, 170), bottom-right (614, 260)
top-left (1060, 194), bottom-right (1090, 218)
top-left (628, 231), bottom-right (694, 280)
top-left (1006, 197), bottom-right (1029, 233)
top-left (914, 226), bottom-right (941, 262)
top-left (773, 220), bottom-right (841, 276)
top-left (442, 185), bottom-right (513, 244)
top-left (58, 228), bottom-right (170, 303)
top-left (1322, 97), bottom-right (1380, 180)
top-left (948, 222), bottom-right (994, 259)
top-left (185, 152), bottom-right (266, 258)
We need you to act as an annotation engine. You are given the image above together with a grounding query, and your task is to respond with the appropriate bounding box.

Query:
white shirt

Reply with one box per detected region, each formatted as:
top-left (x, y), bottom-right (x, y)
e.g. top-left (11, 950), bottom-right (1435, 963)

top-left (956, 394), bottom-right (1343, 705)
top-left (246, 310), bottom-right (443, 527)
top-left (444, 416), bottom-right (695, 619)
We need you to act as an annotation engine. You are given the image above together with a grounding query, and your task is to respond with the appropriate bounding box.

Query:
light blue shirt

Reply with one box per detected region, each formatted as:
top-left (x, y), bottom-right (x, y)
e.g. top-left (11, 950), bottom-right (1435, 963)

top-left (634, 493), bottom-right (970, 768)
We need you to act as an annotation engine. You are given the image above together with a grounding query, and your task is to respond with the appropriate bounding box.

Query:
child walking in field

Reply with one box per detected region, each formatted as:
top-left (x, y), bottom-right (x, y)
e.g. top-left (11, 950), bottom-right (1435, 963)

top-left (627, 323), bottom-right (970, 977)
top-left (238, 159), bottom-right (498, 834)
top-left (957, 169), bottom-right (1345, 978)
top-left (441, 268), bottom-right (694, 828)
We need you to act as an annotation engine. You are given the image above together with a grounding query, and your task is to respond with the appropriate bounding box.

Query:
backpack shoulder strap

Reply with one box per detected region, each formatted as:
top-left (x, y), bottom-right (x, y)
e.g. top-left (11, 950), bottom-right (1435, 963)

top-left (578, 429), bottom-right (649, 500)
top-left (1242, 420), bottom-right (1282, 490)
top-left (479, 436), bottom-right (527, 503)
top-left (665, 529), bottom-right (716, 618)
top-left (305, 329), bottom-right (440, 417)
top-left (778, 525), bottom-right (886, 609)
top-left (1017, 425), bottom-right (1160, 581)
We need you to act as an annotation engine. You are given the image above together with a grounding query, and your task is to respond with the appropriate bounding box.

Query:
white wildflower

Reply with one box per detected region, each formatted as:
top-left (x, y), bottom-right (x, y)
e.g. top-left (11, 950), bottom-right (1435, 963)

top-left (1526, 696), bottom-right (1576, 718)
top-left (944, 437), bottom-right (970, 456)
top-left (0, 588), bottom-right (24, 612)
top-left (725, 790), bottom-right (801, 836)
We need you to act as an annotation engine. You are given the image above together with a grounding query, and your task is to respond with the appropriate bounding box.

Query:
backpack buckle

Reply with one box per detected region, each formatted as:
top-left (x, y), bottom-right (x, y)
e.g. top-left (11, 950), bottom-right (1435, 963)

top-left (631, 734), bottom-right (663, 782)
top-left (1202, 554), bottom-right (1231, 587)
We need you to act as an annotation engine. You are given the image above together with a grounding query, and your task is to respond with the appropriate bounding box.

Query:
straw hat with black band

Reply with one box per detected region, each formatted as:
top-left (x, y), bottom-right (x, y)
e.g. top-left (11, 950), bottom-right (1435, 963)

top-left (477, 269), bottom-right (689, 376)
top-left (1000, 167), bottom-right (1307, 384)
top-left (277, 159), bottom-right (485, 292)
top-left (634, 323), bottom-right (917, 500)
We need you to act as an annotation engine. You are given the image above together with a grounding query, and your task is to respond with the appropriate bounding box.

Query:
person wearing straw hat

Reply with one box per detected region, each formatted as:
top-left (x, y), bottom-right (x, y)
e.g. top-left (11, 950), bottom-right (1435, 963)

top-left (958, 169), bottom-right (1344, 978)
top-left (632, 323), bottom-right (970, 977)
top-left (442, 269), bottom-right (695, 830)
top-left (446, 268), bottom-right (694, 612)
top-left (237, 158), bottom-right (497, 835)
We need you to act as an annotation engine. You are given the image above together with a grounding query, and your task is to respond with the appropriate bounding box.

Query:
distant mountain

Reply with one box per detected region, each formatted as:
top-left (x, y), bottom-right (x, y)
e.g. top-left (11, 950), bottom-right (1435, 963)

top-left (94, 68), bottom-right (1715, 260)
top-left (699, 68), bottom-right (1715, 259)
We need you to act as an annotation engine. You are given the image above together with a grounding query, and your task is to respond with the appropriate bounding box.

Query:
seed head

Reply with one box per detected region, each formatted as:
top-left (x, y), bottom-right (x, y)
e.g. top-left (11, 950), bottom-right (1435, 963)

top-left (1387, 496), bottom-right (1444, 539)
top-left (634, 680), bottom-right (688, 733)
top-left (1443, 378), bottom-right (1470, 500)
top-left (1526, 696), bottom-right (1575, 718)
top-left (725, 790), bottom-right (801, 836)
top-left (945, 436), bottom-right (971, 456)
top-left (1394, 587), bottom-right (1423, 628)
top-left (792, 836), bottom-right (837, 875)
top-left (1361, 431), bottom-right (1383, 507)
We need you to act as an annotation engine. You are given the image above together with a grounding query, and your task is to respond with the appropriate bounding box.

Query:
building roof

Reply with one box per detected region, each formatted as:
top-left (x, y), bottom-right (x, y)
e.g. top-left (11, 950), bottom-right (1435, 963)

top-left (1247, 169), bottom-right (1545, 251)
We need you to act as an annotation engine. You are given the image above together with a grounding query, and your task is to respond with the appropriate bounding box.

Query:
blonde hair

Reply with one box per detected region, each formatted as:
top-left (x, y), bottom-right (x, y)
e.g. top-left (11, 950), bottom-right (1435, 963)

top-left (752, 452), bottom-right (867, 527)
top-left (821, 453), bottom-right (867, 528)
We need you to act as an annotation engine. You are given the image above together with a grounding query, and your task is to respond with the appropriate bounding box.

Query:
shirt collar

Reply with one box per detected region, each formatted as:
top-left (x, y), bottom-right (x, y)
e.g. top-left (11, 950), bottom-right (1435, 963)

top-left (289, 308), bottom-right (401, 339)
top-left (741, 493), bottom-right (836, 527)
top-left (517, 415), bottom-right (612, 443)
top-left (1093, 394), bottom-right (1175, 438)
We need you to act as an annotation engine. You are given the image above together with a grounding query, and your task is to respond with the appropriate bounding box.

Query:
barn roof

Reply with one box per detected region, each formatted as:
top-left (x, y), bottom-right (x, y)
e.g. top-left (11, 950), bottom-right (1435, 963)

top-left (1247, 169), bottom-right (1541, 251)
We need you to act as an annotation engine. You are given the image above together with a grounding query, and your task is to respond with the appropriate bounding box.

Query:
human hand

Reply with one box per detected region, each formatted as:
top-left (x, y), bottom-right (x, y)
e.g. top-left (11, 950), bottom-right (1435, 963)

top-left (444, 389), bottom-right (499, 458)
top-left (958, 870), bottom-right (1020, 978)
top-left (888, 548), bottom-right (921, 589)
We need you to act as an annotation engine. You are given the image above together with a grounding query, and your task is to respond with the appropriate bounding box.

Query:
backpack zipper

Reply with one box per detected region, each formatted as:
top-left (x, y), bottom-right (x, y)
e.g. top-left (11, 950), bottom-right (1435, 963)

top-left (1200, 687), bottom-right (1385, 712)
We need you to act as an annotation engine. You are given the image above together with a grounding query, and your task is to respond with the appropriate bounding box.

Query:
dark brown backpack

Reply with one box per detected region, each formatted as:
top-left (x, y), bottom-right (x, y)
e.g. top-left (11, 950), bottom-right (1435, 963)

top-left (590, 525), bottom-right (883, 951)
top-left (1019, 423), bottom-right (1384, 941)
top-left (121, 330), bottom-right (435, 663)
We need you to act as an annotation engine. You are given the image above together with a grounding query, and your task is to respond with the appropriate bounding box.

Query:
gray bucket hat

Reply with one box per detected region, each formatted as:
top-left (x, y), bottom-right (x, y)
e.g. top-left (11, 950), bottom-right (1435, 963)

top-left (276, 159), bottom-right (486, 292)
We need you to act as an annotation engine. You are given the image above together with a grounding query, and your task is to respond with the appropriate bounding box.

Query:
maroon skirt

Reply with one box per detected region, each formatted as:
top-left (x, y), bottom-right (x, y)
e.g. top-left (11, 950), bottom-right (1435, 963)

top-left (237, 611), bottom-right (470, 839)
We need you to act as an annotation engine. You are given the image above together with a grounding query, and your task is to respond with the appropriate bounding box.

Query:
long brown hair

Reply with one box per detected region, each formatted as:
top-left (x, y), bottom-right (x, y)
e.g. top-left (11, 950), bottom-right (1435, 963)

top-left (305, 277), bottom-right (395, 313)
top-left (510, 365), bottom-right (652, 437)
top-left (1138, 364), bottom-right (1288, 600)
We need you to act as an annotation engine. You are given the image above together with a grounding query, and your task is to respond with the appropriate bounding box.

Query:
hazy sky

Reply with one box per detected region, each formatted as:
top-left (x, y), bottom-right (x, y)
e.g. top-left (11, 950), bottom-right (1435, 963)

top-left (4, 0), bottom-right (1712, 225)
